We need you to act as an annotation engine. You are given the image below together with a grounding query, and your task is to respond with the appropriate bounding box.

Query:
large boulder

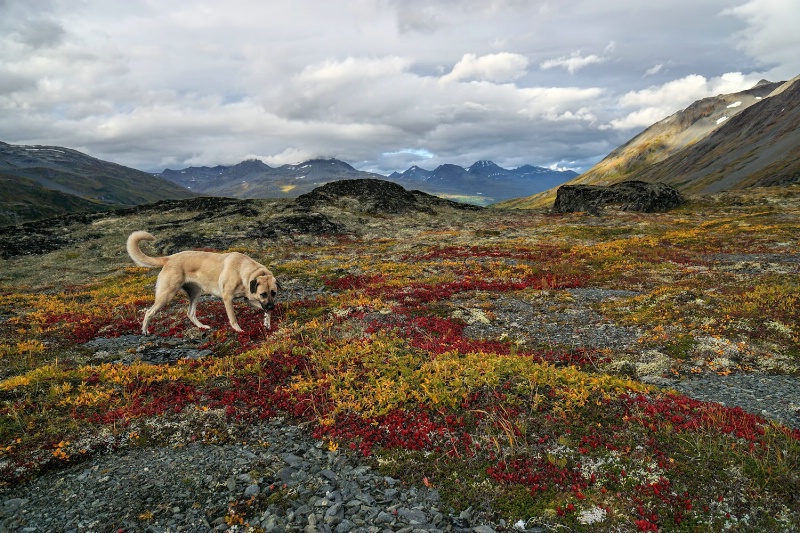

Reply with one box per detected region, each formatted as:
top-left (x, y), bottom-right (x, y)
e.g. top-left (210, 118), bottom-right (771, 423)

top-left (553, 181), bottom-right (685, 213)
top-left (295, 178), bottom-right (481, 214)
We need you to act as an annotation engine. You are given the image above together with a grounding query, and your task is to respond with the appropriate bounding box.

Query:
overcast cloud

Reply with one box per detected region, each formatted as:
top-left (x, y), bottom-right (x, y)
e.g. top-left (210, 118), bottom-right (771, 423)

top-left (1, 0), bottom-right (798, 174)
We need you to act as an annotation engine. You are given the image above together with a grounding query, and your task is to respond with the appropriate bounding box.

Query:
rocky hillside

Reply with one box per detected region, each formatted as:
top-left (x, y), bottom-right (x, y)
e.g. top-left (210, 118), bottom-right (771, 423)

top-left (295, 178), bottom-right (482, 215)
top-left (1, 142), bottom-right (196, 224)
top-left (500, 76), bottom-right (799, 208)
top-left (635, 75), bottom-right (800, 193)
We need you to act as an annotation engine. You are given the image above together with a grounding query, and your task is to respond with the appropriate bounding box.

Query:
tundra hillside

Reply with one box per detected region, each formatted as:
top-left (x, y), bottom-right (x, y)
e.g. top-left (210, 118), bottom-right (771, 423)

top-left (1, 182), bottom-right (799, 532)
top-left (502, 76), bottom-right (800, 210)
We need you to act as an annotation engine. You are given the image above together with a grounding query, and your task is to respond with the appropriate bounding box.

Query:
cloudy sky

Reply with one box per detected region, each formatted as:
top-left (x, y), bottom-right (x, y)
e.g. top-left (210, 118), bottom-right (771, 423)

top-left (1, 0), bottom-right (798, 175)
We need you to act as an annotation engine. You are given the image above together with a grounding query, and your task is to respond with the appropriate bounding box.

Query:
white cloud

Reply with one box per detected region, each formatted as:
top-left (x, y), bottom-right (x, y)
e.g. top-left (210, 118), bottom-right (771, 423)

top-left (517, 87), bottom-right (603, 120)
top-left (546, 107), bottom-right (598, 123)
top-left (644, 64), bottom-right (664, 77)
top-left (606, 72), bottom-right (760, 130)
top-left (619, 72), bottom-right (757, 108)
top-left (392, 0), bottom-right (530, 34)
top-left (297, 56), bottom-right (413, 85)
top-left (540, 51), bottom-right (606, 74)
top-left (441, 52), bottom-right (529, 83)
top-left (722, 0), bottom-right (800, 79)
top-left (247, 148), bottom-right (312, 167)
top-left (605, 107), bottom-right (677, 130)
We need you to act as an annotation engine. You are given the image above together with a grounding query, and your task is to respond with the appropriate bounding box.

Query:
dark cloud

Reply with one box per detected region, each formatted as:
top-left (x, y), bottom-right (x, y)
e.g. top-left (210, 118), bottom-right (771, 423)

top-left (0, 0), bottom-right (65, 49)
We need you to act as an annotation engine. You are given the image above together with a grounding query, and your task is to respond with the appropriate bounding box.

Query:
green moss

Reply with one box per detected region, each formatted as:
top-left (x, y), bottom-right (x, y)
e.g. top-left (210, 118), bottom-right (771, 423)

top-left (662, 334), bottom-right (696, 360)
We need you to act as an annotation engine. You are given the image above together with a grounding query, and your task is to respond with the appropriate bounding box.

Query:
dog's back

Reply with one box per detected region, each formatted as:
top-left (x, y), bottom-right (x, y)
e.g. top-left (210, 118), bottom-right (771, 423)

top-left (127, 231), bottom-right (167, 268)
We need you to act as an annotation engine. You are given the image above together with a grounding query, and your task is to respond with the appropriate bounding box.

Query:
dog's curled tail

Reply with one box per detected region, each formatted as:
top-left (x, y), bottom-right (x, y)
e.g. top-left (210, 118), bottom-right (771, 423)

top-left (127, 231), bottom-right (167, 268)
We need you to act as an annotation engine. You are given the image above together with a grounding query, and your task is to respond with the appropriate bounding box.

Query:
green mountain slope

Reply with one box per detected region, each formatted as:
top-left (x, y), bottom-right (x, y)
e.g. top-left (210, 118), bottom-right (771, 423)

top-left (1, 142), bottom-right (196, 207)
top-left (0, 173), bottom-right (109, 226)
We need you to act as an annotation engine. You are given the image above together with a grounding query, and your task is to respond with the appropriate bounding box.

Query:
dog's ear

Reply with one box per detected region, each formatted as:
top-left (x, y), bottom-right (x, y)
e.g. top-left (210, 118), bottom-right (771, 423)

top-left (250, 279), bottom-right (258, 295)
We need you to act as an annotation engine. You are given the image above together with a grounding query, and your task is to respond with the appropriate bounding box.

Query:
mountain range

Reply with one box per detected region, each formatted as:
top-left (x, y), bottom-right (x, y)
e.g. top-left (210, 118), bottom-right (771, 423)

top-left (155, 159), bottom-right (577, 205)
top-left (386, 160), bottom-right (576, 203)
top-left (4, 73), bottom-right (800, 223)
top-left (1, 139), bottom-right (574, 224)
top-left (500, 75), bottom-right (800, 208)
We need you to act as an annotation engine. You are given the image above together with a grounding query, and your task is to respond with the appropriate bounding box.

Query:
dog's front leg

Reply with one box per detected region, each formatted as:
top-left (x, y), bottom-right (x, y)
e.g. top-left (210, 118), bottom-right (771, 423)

top-left (184, 282), bottom-right (210, 330)
top-left (222, 297), bottom-right (244, 332)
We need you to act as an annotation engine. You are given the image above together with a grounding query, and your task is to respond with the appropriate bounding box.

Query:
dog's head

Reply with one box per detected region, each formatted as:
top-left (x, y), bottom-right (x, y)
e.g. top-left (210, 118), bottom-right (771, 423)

top-left (248, 272), bottom-right (279, 312)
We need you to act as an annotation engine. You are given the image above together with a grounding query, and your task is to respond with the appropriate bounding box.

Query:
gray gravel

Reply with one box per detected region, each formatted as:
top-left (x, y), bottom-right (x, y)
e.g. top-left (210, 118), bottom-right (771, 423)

top-left (461, 288), bottom-right (643, 353)
top-left (670, 373), bottom-right (800, 430)
top-left (3, 371), bottom-right (794, 533)
top-left (1, 419), bottom-right (517, 533)
top-left (85, 335), bottom-right (213, 365)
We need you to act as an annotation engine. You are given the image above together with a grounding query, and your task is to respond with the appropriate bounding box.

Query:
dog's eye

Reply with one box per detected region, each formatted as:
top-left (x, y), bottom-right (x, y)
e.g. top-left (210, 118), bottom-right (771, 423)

top-left (260, 292), bottom-right (268, 298)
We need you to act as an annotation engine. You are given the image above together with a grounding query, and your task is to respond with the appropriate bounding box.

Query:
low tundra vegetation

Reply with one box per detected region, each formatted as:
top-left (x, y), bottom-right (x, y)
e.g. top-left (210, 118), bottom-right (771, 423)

top-left (1, 185), bottom-right (800, 531)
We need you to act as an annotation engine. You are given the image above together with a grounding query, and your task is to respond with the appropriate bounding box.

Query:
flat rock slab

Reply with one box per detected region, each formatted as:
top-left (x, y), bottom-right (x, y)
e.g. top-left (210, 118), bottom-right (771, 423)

top-left (83, 335), bottom-right (213, 365)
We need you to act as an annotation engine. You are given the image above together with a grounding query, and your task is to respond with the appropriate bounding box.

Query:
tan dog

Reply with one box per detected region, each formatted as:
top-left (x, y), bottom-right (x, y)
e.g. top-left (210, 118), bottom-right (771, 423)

top-left (126, 231), bottom-right (278, 334)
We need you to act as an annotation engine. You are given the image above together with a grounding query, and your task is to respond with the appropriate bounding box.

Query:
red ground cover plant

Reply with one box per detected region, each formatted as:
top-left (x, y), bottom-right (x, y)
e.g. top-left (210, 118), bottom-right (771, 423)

top-left (3, 203), bottom-right (800, 532)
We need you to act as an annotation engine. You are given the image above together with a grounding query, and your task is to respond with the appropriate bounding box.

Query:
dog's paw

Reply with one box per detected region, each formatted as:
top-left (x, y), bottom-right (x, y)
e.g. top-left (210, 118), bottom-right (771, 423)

top-left (263, 313), bottom-right (271, 329)
top-left (198, 324), bottom-right (211, 330)
top-left (232, 324), bottom-right (244, 333)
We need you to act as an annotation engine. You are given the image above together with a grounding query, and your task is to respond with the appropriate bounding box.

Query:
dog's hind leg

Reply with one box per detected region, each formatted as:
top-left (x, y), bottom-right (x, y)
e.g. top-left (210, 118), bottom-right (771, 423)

top-left (142, 278), bottom-right (181, 335)
top-left (183, 282), bottom-right (210, 330)
top-left (142, 301), bottom-right (168, 335)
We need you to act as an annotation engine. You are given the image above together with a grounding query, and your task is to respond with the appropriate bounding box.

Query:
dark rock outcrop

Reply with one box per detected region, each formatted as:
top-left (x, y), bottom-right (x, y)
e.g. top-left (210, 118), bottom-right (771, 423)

top-left (294, 178), bottom-right (481, 215)
top-left (0, 211), bottom-right (107, 259)
top-left (247, 213), bottom-right (346, 240)
top-left (117, 197), bottom-right (260, 220)
top-left (553, 181), bottom-right (685, 214)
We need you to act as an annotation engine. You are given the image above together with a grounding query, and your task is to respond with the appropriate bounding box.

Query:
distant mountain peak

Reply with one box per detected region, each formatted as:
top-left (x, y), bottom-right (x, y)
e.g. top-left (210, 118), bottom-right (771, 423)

top-left (233, 159), bottom-right (270, 169)
top-left (468, 160), bottom-right (502, 171)
top-left (298, 158), bottom-right (357, 171)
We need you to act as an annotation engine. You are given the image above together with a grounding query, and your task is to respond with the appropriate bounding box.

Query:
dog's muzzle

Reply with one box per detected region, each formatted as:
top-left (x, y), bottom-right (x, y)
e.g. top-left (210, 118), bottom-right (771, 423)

top-left (263, 302), bottom-right (275, 311)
